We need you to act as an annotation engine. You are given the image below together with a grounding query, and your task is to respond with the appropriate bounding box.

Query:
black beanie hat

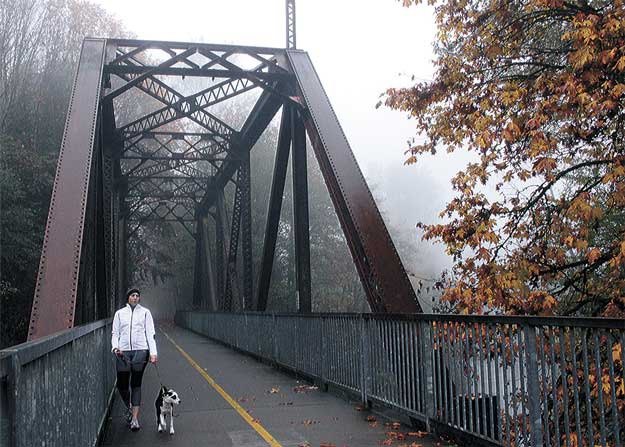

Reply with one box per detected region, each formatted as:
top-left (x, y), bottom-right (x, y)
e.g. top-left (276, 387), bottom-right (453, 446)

top-left (126, 288), bottom-right (140, 299)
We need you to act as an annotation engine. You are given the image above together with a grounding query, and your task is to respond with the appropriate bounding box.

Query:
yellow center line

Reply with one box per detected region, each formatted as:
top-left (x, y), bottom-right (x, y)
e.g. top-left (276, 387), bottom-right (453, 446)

top-left (160, 329), bottom-right (283, 447)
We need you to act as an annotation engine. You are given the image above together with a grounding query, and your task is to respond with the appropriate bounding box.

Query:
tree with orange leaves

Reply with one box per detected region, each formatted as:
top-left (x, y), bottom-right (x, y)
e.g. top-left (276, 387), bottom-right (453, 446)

top-left (385, 0), bottom-right (625, 316)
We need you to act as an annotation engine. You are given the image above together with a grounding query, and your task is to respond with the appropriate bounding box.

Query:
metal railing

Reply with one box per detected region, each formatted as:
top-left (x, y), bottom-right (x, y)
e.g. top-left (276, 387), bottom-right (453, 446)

top-left (0, 319), bottom-right (115, 447)
top-left (176, 311), bottom-right (625, 447)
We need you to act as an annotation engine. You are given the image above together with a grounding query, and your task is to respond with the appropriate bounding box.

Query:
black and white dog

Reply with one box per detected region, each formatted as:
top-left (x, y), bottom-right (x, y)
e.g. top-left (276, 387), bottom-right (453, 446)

top-left (155, 386), bottom-right (181, 435)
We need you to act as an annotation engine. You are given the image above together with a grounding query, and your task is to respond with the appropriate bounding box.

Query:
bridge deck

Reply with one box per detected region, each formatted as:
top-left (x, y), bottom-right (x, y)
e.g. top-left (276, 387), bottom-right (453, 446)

top-left (99, 324), bottom-right (448, 447)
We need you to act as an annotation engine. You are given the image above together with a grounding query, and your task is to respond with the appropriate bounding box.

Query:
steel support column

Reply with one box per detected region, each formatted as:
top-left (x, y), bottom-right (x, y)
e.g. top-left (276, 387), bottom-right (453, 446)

top-left (117, 204), bottom-right (128, 310)
top-left (93, 125), bottom-right (108, 321)
top-left (291, 108), bottom-right (311, 313)
top-left (192, 223), bottom-right (203, 309)
top-left (76, 142), bottom-right (99, 325)
top-left (215, 190), bottom-right (229, 309)
top-left (200, 216), bottom-right (218, 311)
top-left (257, 104), bottom-right (292, 311)
top-left (111, 189), bottom-right (120, 312)
top-left (100, 99), bottom-right (117, 318)
top-left (224, 176), bottom-right (243, 310)
top-left (240, 151), bottom-right (253, 310)
top-left (28, 39), bottom-right (107, 339)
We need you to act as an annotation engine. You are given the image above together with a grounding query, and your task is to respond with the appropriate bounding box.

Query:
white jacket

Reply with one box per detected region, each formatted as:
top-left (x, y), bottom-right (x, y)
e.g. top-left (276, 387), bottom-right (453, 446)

top-left (111, 304), bottom-right (158, 355)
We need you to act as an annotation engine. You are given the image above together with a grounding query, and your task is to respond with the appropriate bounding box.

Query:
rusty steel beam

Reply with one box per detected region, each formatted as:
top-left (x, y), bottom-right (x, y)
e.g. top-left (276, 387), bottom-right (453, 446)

top-left (224, 168), bottom-right (244, 311)
top-left (256, 104), bottom-right (291, 311)
top-left (192, 226), bottom-right (203, 308)
top-left (101, 97), bottom-right (120, 317)
top-left (287, 50), bottom-right (421, 313)
top-left (200, 216), bottom-right (218, 311)
top-left (215, 190), bottom-right (229, 309)
top-left (107, 65), bottom-right (291, 80)
top-left (107, 39), bottom-right (286, 58)
top-left (28, 39), bottom-right (107, 340)
top-left (240, 151), bottom-right (253, 310)
top-left (291, 108), bottom-right (311, 313)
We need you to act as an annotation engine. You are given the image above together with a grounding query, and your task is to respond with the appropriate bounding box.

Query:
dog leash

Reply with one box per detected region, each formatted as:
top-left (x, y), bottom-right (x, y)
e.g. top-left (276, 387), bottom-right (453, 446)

top-left (150, 361), bottom-right (180, 418)
top-left (151, 361), bottom-right (165, 388)
top-left (116, 352), bottom-right (178, 418)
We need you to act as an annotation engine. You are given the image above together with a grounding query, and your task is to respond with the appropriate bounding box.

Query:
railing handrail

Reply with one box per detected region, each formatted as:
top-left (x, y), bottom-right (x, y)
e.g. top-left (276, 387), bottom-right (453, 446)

top-left (1, 317), bottom-right (115, 447)
top-left (0, 318), bottom-right (111, 367)
top-left (178, 310), bottom-right (625, 330)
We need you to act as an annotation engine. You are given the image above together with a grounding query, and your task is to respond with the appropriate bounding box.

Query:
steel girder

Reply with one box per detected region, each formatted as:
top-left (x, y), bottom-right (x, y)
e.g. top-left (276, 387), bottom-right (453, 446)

top-left (256, 105), bottom-right (292, 311)
top-left (286, 50), bottom-right (421, 313)
top-left (223, 166), bottom-right (245, 311)
top-left (29, 36), bottom-right (420, 340)
top-left (291, 108), bottom-right (311, 312)
top-left (28, 39), bottom-right (109, 340)
top-left (214, 190), bottom-right (228, 310)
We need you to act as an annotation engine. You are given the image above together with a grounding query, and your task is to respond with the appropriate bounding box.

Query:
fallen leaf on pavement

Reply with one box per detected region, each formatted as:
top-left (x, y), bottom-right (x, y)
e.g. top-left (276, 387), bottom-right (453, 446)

top-left (293, 384), bottom-right (319, 393)
top-left (407, 431), bottom-right (428, 438)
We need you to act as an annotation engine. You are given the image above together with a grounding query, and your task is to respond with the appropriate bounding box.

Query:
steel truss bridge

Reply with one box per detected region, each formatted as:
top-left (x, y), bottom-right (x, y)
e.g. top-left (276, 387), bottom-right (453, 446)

top-left (1, 5), bottom-right (624, 446)
top-left (27, 36), bottom-right (422, 341)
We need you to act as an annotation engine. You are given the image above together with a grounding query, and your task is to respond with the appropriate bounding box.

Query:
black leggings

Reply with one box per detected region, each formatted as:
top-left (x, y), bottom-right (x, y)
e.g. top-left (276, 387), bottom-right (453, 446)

top-left (115, 349), bottom-right (149, 406)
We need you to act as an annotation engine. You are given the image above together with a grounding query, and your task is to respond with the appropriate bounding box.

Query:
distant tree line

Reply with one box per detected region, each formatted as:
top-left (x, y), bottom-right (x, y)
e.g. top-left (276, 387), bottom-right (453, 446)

top-left (0, 0), bottom-right (125, 347)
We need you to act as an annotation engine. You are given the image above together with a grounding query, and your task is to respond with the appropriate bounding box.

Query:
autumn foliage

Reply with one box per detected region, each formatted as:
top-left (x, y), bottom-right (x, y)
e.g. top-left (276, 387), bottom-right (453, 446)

top-left (386, 0), bottom-right (625, 316)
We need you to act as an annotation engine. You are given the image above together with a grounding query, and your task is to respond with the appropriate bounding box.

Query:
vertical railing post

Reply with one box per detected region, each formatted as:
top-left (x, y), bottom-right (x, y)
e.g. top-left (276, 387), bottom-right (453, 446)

top-left (0, 376), bottom-right (9, 447)
top-left (272, 313), bottom-right (278, 365)
top-left (420, 320), bottom-right (435, 429)
top-left (523, 324), bottom-right (544, 447)
top-left (7, 352), bottom-right (20, 447)
top-left (294, 316), bottom-right (299, 370)
top-left (0, 353), bottom-right (16, 447)
top-left (321, 316), bottom-right (327, 386)
top-left (359, 314), bottom-right (370, 406)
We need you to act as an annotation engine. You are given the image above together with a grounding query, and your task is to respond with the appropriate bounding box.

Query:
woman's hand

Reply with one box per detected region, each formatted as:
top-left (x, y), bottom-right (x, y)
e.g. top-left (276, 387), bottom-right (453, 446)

top-left (150, 355), bottom-right (158, 363)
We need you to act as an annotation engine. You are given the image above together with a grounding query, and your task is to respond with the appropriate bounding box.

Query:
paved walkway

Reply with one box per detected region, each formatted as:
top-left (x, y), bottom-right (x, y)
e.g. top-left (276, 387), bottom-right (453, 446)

top-left (100, 324), bottom-right (450, 447)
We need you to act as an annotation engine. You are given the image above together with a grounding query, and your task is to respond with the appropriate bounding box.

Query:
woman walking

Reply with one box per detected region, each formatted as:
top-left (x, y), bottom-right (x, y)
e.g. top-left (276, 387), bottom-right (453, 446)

top-left (111, 288), bottom-right (158, 431)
